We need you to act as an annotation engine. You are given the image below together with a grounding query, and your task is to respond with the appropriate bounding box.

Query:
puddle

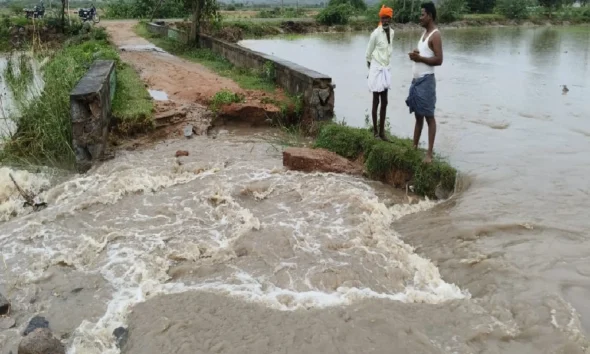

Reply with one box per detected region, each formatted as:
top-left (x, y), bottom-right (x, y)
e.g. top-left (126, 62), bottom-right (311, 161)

top-left (119, 44), bottom-right (168, 54)
top-left (148, 89), bottom-right (169, 101)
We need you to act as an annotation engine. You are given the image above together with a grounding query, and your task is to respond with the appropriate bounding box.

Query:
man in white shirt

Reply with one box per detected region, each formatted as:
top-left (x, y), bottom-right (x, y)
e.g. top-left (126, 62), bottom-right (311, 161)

top-left (365, 5), bottom-right (394, 141)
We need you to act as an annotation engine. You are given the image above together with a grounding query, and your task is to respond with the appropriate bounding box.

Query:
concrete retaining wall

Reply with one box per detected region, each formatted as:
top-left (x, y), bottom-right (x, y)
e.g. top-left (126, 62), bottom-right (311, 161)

top-left (70, 60), bottom-right (116, 173)
top-left (146, 22), bottom-right (334, 122)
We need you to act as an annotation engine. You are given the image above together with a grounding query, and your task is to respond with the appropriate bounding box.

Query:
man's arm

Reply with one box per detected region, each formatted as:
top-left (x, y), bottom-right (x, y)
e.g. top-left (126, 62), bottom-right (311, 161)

top-left (421, 31), bottom-right (443, 66)
top-left (365, 31), bottom-right (376, 68)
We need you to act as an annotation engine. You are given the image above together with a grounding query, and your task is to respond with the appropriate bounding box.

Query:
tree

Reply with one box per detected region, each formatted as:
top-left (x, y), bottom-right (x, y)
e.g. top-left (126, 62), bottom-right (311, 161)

top-left (538, 0), bottom-right (563, 15)
top-left (328, 0), bottom-right (367, 12)
top-left (495, 0), bottom-right (531, 19)
top-left (183, 0), bottom-right (219, 46)
top-left (466, 0), bottom-right (496, 13)
top-left (438, 0), bottom-right (467, 22)
top-left (61, 0), bottom-right (66, 32)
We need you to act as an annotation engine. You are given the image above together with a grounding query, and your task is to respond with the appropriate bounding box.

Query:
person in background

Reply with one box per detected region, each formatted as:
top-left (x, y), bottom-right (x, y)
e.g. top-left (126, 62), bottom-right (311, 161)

top-left (366, 5), bottom-right (394, 141)
top-left (406, 1), bottom-right (443, 163)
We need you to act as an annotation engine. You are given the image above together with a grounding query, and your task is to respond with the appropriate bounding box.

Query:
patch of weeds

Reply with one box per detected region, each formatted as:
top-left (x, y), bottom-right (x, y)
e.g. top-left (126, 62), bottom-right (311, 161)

top-left (210, 89), bottom-right (244, 112)
top-left (112, 63), bottom-right (154, 135)
top-left (314, 124), bottom-right (457, 198)
top-left (262, 60), bottom-right (276, 82)
top-left (4, 54), bottom-right (35, 103)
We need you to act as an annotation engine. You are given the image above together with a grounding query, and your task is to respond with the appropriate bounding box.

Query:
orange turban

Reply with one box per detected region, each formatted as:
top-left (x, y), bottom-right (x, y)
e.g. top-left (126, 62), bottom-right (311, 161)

top-left (379, 5), bottom-right (393, 19)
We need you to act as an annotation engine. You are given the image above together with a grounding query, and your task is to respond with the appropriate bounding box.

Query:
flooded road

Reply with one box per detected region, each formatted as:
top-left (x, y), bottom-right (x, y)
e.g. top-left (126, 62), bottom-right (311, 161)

top-left (241, 25), bottom-right (590, 330)
top-left (1, 26), bottom-right (590, 354)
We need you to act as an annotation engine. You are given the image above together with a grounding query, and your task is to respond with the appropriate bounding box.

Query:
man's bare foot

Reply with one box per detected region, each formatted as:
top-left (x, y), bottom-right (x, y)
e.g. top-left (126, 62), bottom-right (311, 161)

top-left (379, 134), bottom-right (391, 142)
top-left (423, 153), bottom-right (433, 164)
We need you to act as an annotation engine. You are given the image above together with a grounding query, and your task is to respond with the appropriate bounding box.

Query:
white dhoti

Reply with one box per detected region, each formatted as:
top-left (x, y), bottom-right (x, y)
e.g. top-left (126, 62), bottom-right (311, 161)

top-left (367, 60), bottom-right (391, 93)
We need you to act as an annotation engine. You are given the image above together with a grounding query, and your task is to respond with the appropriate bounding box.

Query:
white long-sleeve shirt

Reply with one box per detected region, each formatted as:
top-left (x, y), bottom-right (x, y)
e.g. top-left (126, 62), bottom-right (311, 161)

top-left (365, 26), bottom-right (394, 68)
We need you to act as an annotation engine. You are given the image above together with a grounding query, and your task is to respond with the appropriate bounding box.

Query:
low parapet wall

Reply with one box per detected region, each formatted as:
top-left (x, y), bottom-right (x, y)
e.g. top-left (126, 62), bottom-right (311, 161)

top-left (146, 22), bottom-right (334, 122)
top-left (70, 60), bottom-right (116, 173)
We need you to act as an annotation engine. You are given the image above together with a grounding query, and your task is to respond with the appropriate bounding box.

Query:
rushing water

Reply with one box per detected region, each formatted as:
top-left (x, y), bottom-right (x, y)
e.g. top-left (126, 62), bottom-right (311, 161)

top-left (241, 24), bottom-right (590, 324)
top-left (1, 27), bottom-right (590, 354)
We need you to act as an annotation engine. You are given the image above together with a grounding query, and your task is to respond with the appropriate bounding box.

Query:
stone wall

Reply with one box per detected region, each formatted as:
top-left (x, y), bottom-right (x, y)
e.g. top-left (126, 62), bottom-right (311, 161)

top-left (70, 60), bottom-right (116, 173)
top-left (146, 22), bottom-right (334, 123)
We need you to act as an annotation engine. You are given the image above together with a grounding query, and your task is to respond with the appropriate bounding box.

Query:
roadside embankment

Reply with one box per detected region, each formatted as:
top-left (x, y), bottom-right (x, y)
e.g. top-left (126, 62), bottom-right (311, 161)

top-left (141, 21), bottom-right (334, 125)
top-left (0, 28), bottom-right (153, 168)
top-left (313, 124), bottom-right (457, 199)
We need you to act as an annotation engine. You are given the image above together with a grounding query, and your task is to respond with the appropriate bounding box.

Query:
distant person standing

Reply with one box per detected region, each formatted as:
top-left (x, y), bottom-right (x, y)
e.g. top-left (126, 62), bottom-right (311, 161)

top-left (366, 5), bottom-right (394, 140)
top-left (406, 2), bottom-right (443, 163)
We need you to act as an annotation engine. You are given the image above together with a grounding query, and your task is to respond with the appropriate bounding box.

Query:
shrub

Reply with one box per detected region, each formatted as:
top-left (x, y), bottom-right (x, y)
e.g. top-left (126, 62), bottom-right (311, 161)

top-left (495, 0), bottom-right (531, 19)
top-left (103, 0), bottom-right (185, 19)
top-left (366, 0), bottom-right (421, 24)
top-left (466, 0), bottom-right (496, 14)
top-left (438, 0), bottom-right (467, 23)
top-left (328, 0), bottom-right (368, 12)
top-left (314, 124), bottom-right (457, 198)
top-left (316, 4), bottom-right (354, 25)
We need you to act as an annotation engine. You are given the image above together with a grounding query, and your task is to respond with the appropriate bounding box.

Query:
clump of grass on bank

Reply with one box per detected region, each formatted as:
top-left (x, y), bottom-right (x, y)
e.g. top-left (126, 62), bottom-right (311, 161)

top-left (134, 22), bottom-right (276, 92)
top-left (112, 64), bottom-right (154, 134)
top-left (210, 89), bottom-right (245, 112)
top-left (4, 54), bottom-right (35, 102)
top-left (1, 36), bottom-right (153, 167)
top-left (314, 124), bottom-right (457, 198)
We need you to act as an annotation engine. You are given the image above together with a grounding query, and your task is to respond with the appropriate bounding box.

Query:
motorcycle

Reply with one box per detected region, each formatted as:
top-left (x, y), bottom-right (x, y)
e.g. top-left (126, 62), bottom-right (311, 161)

top-left (78, 5), bottom-right (100, 23)
top-left (24, 5), bottom-right (45, 19)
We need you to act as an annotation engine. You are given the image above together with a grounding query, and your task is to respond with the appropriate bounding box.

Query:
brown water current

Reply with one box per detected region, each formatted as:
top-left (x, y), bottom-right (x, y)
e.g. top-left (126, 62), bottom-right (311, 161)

top-left (1, 26), bottom-right (590, 354)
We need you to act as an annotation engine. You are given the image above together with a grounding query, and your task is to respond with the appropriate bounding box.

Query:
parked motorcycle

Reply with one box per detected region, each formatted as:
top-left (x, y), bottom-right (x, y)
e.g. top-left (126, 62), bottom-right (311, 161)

top-left (78, 5), bottom-right (100, 23)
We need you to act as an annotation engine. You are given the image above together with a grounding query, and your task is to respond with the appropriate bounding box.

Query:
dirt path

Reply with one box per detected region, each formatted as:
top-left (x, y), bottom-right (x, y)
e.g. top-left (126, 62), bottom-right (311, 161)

top-left (101, 21), bottom-right (282, 135)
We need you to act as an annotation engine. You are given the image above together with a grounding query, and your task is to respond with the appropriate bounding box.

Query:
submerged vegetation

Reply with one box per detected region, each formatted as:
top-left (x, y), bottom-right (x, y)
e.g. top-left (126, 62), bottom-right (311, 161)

top-left (315, 124), bottom-right (457, 198)
top-left (1, 28), bottom-right (153, 167)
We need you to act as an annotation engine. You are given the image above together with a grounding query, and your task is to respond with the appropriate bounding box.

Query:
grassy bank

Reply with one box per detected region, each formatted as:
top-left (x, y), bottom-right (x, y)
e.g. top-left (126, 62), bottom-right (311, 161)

top-left (315, 124), bottom-right (456, 199)
top-left (159, 11), bottom-right (589, 44)
top-left (135, 21), bottom-right (276, 92)
top-left (1, 30), bottom-right (153, 167)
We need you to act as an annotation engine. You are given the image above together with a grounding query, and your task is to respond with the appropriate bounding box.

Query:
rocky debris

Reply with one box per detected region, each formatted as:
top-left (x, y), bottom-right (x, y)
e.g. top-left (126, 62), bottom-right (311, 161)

top-left (0, 293), bottom-right (10, 315)
top-left (18, 328), bottom-right (65, 354)
top-left (283, 148), bottom-right (363, 176)
top-left (113, 326), bottom-right (129, 349)
top-left (219, 103), bottom-right (280, 126)
top-left (175, 150), bottom-right (189, 157)
top-left (23, 316), bottom-right (49, 336)
top-left (0, 316), bottom-right (16, 330)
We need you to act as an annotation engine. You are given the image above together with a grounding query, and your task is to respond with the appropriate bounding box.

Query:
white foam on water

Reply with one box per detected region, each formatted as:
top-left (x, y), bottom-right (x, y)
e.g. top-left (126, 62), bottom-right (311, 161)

top-left (1, 139), bottom-right (471, 354)
top-left (65, 192), bottom-right (467, 353)
top-left (0, 167), bottom-right (51, 222)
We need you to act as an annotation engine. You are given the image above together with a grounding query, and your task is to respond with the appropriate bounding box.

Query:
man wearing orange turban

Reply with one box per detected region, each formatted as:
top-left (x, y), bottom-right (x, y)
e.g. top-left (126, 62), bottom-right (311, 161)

top-left (365, 5), bottom-right (394, 140)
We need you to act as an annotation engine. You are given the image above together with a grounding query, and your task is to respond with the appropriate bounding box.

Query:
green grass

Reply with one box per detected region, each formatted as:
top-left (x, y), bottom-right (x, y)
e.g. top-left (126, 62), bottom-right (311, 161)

top-left (210, 89), bottom-right (245, 113)
top-left (112, 64), bottom-right (154, 134)
top-left (462, 13), bottom-right (507, 21)
top-left (1, 36), bottom-right (154, 167)
top-left (134, 22), bottom-right (276, 92)
top-left (4, 54), bottom-right (35, 102)
top-left (314, 124), bottom-right (457, 199)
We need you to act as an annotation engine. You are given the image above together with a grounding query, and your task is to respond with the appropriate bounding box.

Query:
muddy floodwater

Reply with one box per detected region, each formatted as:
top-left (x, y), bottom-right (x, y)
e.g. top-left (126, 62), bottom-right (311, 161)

top-left (1, 26), bottom-right (590, 354)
